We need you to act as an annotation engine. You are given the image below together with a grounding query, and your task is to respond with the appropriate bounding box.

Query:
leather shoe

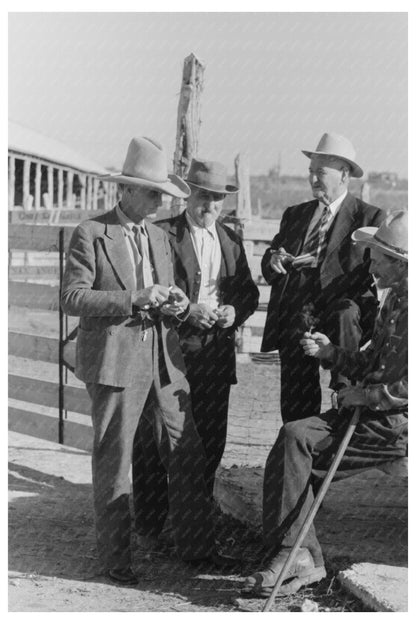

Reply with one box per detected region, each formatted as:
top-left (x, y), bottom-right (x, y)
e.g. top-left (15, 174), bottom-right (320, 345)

top-left (108, 567), bottom-right (138, 585)
top-left (185, 550), bottom-right (241, 570)
top-left (242, 548), bottom-right (326, 596)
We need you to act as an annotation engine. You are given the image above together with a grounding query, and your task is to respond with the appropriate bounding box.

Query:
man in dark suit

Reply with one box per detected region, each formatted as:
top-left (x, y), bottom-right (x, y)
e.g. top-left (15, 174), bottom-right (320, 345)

top-left (133, 158), bottom-right (259, 538)
top-left (261, 133), bottom-right (385, 423)
top-left (61, 138), bottom-right (230, 585)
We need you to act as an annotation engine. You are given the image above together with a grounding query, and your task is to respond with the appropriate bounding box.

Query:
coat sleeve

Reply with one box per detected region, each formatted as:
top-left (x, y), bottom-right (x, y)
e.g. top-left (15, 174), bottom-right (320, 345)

top-left (261, 207), bottom-right (291, 284)
top-left (229, 237), bottom-right (259, 328)
top-left (61, 223), bottom-right (134, 317)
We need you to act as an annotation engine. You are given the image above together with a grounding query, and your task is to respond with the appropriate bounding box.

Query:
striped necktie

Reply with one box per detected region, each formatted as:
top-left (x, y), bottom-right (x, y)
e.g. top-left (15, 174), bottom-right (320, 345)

top-left (302, 205), bottom-right (330, 264)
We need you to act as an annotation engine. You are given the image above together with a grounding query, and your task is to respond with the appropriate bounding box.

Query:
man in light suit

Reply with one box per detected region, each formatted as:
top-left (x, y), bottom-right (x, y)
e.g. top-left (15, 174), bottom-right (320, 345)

top-left (133, 158), bottom-right (259, 538)
top-left (61, 138), bottom-right (231, 585)
top-left (261, 133), bottom-right (385, 423)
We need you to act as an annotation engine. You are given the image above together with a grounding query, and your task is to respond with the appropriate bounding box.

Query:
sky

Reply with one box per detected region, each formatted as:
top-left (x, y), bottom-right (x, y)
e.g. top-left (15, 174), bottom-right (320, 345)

top-left (8, 11), bottom-right (408, 178)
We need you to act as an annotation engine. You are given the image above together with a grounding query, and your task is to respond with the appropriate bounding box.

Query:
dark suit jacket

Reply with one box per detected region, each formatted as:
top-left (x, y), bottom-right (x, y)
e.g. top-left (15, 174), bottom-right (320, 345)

top-left (261, 193), bottom-right (385, 352)
top-left (156, 212), bottom-right (259, 381)
top-left (61, 207), bottom-right (187, 387)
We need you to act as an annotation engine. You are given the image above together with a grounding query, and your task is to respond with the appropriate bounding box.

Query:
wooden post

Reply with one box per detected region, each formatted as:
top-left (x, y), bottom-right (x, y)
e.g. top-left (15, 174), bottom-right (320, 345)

top-left (23, 158), bottom-right (31, 210)
top-left (79, 173), bottom-right (86, 210)
top-left (35, 161), bottom-right (41, 210)
top-left (58, 168), bottom-right (64, 209)
top-left (234, 152), bottom-right (253, 359)
top-left (86, 176), bottom-right (92, 211)
top-left (235, 152), bottom-right (252, 222)
top-left (48, 165), bottom-right (54, 208)
top-left (92, 178), bottom-right (98, 211)
top-left (361, 181), bottom-right (370, 203)
top-left (8, 156), bottom-right (15, 210)
top-left (67, 170), bottom-right (74, 209)
top-left (172, 53), bottom-right (206, 216)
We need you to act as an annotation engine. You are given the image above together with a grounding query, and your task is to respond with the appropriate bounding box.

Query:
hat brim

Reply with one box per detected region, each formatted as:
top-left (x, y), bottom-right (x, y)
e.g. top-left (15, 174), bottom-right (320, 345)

top-left (186, 181), bottom-right (239, 194)
top-left (352, 227), bottom-right (408, 261)
top-left (302, 150), bottom-right (363, 178)
top-left (98, 172), bottom-right (190, 199)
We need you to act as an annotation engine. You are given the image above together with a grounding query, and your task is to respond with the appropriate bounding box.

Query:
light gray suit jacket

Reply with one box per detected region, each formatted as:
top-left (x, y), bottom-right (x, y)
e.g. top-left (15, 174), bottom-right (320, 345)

top-left (61, 208), bottom-right (187, 387)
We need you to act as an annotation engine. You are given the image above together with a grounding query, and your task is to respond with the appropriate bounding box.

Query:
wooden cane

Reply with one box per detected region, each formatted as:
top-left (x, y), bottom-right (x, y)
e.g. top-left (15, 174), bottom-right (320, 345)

top-left (262, 406), bottom-right (362, 612)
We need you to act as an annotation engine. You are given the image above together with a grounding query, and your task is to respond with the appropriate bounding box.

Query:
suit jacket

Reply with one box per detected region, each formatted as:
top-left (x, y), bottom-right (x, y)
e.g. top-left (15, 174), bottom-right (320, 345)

top-left (156, 212), bottom-right (259, 380)
top-left (61, 207), bottom-right (187, 387)
top-left (261, 193), bottom-right (385, 352)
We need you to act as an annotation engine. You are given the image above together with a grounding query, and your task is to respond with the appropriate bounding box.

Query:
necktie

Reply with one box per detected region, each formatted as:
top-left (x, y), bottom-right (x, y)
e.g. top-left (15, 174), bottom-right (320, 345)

top-left (302, 205), bottom-right (330, 264)
top-left (132, 225), bottom-right (153, 288)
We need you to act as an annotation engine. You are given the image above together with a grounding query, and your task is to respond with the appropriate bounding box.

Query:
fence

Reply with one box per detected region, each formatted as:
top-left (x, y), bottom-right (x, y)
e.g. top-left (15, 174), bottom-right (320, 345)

top-left (8, 218), bottom-right (278, 450)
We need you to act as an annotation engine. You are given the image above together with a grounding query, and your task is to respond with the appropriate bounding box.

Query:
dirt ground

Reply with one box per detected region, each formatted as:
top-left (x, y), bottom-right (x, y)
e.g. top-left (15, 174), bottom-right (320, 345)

top-left (8, 308), bottom-right (407, 612)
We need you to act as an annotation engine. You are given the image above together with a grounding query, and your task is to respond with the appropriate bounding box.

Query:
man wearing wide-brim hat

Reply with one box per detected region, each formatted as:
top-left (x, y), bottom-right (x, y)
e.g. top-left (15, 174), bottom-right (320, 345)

top-left (61, 138), bottom-right (231, 584)
top-left (243, 211), bottom-right (408, 598)
top-left (261, 132), bottom-right (386, 425)
top-left (133, 157), bottom-right (259, 536)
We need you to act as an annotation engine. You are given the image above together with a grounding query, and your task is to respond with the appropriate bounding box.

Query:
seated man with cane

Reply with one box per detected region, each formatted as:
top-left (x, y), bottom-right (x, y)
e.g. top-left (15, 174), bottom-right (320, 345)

top-left (242, 211), bottom-right (408, 597)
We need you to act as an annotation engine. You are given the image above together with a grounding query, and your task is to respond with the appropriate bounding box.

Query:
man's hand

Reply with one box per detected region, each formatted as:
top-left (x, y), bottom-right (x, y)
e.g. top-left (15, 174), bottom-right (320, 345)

top-left (337, 387), bottom-right (367, 408)
top-left (269, 247), bottom-right (295, 275)
top-left (291, 253), bottom-right (316, 270)
top-left (215, 305), bottom-right (236, 328)
top-left (132, 284), bottom-right (171, 309)
top-left (160, 286), bottom-right (189, 317)
top-left (300, 331), bottom-right (332, 358)
top-left (188, 303), bottom-right (219, 329)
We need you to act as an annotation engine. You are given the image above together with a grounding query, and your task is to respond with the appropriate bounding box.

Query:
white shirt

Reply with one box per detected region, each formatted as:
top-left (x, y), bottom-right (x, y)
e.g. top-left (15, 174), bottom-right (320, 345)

top-left (185, 211), bottom-right (222, 309)
top-left (115, 203), bottom-right (154, 288)
top-left (303, 190), bottom-right (348, 244)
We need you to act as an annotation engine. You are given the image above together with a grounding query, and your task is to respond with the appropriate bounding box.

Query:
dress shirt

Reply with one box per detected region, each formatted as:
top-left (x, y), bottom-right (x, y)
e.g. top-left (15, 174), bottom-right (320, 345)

top-left (115, 203), bottom-right (154, 288)
top-left (185, 211), bottom-right (222, 309)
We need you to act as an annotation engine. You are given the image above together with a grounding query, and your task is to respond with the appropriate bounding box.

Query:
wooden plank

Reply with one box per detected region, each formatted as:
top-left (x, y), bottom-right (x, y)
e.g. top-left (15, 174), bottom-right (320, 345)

top-left (8, 374), bottom-right (90, 415)
top-left (9, 266), bottom-right (59, 278)
top-left (9, 223), bottom-right (75, 250)
top-left (9, 281), bottom-right (60, 310)
top-left (47, 165), bottom-right (54, 206)
top-left (235, 152), bottom-right (252, 220)
top-left (8, 332), bottom-right (60, 363)
top-left (58, 168), bottom-right (64, 208)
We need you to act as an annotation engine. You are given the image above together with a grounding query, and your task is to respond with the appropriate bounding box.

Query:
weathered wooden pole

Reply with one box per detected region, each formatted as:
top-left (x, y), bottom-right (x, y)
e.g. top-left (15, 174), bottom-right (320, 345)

top-left (361, 181), bottom-right (370, 203)
top-left (234, 151), bottom-right (253, 359)
top-left (171, 53), bottom-right (206, 216)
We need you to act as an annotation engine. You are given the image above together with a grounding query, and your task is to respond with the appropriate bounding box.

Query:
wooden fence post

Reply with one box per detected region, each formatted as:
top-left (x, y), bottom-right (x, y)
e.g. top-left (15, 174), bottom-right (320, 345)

top-left (361, 181), bottom-right (371, 203)
top-left (171, 53), bottom-right (205, 216)
top-left (234, 152), bottom-right (253, 359)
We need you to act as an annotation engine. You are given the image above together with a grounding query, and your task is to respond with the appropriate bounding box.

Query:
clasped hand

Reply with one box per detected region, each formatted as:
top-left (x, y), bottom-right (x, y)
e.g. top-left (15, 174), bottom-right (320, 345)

top-left (133, 284), bottom-right (189, 316)
top-left (188, 303), bottom-right (235, 329)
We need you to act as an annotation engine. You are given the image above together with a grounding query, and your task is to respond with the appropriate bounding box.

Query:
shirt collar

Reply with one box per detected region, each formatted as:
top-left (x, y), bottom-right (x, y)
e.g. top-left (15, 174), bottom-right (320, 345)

top-left (116, 202), bottom-right (146, 234)
top-left (185, 210), bottom-right (217, 237)
top-left (320, 189), bottom-right (348, 217)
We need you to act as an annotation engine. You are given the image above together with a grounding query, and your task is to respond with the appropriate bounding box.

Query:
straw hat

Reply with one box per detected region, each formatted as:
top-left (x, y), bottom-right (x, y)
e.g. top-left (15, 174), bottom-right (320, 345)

top-left (186, 158), bottom-right (238, 194)
top-left (99, 137), bottom-right (190, 198)
top-left (302, 132), bottom-right (363, 178)
top-left (352, 211), bottom-right (408, 261)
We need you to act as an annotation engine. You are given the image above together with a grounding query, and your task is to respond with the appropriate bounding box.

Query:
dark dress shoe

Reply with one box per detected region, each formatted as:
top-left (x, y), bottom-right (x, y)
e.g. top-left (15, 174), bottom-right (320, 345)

top-left (108, 567), bottom-right (138, 585)
top-left (185, 550), bottom-right (241, 570)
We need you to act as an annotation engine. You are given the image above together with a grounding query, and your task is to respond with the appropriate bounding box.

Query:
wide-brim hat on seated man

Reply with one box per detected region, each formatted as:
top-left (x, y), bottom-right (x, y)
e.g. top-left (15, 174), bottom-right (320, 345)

top-left (352, 210), bottom-right (408, 262)
top-left (302, 132), bottom-right (364, 178)
top-left (99, 136), bottom-right (191, 199)
top-left (185, 158), bottom-right (239, 194)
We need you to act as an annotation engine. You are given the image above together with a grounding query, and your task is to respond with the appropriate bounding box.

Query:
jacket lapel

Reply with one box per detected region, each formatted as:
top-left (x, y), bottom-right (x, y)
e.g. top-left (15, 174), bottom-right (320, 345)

top-left (293, 201), bottom-right (318, 255)
top-left (323, 193), bottom-right (357, 261)
top-left (102, 208), bottom-right (136, 290)
top-left (216, 222), bottom-right (233, 277)
top-left (147, 220), bottom-right (169, 283)
top-left (169, 212), bottom-right (200, 280)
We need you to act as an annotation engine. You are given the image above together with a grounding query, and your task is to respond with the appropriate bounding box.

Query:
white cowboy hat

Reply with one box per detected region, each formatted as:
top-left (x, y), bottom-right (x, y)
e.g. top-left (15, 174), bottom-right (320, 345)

top-left (302, 132), bottom-right (363, 178)
top-left (99, 136), bottom-right (190, 199)
top-left (352, 211), bottom-right (408, 262)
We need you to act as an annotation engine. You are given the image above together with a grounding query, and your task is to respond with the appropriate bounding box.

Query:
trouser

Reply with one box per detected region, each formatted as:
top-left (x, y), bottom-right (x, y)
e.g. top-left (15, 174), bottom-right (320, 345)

top-left (133, 332), bottom-right (233, 535)
top-left (279, 297), bottom-right (364, 422)
top-left (263, 409), bottom-right (408, 566)
top-left (86, 326), bottom-right (215, 570)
